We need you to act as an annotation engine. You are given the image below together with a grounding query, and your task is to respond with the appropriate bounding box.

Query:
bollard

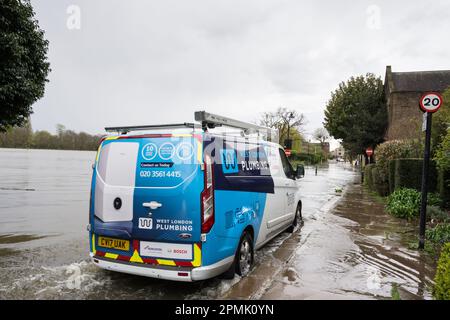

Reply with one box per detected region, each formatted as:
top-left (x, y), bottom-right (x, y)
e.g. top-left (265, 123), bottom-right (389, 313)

top-left (315, 166), bottom-right (317, 176)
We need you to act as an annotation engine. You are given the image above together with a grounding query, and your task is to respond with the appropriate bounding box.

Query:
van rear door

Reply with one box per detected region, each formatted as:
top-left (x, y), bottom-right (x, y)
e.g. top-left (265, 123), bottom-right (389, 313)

top-left (94, 134), bottom-right (203, 244)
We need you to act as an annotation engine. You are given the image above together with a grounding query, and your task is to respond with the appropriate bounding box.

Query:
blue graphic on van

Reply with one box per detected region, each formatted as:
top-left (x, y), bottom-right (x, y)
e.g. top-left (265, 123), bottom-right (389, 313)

top-left (221, 149), bottom-right (239, 174)
top-left (205, 135), bottom-right (275, 194)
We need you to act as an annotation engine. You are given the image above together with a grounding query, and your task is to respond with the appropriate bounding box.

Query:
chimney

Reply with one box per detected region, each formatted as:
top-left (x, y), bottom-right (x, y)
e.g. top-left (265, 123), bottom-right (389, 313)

top-left (386, 65), bottom-right (392, 74)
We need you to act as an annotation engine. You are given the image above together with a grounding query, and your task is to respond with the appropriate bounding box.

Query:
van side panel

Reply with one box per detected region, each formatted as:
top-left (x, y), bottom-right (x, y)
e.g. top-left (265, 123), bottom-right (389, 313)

top-left (201, 189), bottom-right (267, 266)
top-left (201, 135), bottom-right (273, 266)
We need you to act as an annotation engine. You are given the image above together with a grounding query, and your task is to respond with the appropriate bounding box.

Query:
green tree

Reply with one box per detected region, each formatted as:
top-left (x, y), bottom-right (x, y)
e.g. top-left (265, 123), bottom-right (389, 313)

top-left (0, 119), bottom-right (32, 148)
top-left (323, 74), bottom-right (387, 160)
top-left (432, 87), bottom-right (450, 155)
top-left (33, 130), bottom-right (56, 149)
top-left (435, 131), bottom-right (450, 172)
top-left (0, 0), bottom-right (50, 131)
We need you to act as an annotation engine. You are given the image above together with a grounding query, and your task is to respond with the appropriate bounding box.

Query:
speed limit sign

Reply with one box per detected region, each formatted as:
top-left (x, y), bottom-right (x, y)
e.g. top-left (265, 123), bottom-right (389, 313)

top-left (419, 92), bottom-right (443, 113)
top-left (417, 91), bottom-right (444, 250)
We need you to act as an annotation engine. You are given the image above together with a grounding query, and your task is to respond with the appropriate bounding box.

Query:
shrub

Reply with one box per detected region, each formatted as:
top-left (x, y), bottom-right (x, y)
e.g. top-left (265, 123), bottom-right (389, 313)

top-left (433, 242), bottom-right (450, 300)
top-left (386, 188), bottom-right (442, 220)
top-left (376, 139), bottom-right (424, 176)
top-left (428, 206), bottom-right (450, 223)
top-left (434, 131), bottom-right (450, 172)
top-left (438, 170), bottom-right (450, 209)
top-left (426, 224), bottom-right (450, 245)
top-left (372, 140), bottom-right (423, 197)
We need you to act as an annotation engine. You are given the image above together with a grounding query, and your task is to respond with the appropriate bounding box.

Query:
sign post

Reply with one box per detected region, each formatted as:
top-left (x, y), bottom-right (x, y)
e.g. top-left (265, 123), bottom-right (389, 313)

top-left (285, 149), bottom-right (292, 157)
top-left (365, 147), bottom-right (373, 164)
top-left (418, 92), bottom-right (443, 249)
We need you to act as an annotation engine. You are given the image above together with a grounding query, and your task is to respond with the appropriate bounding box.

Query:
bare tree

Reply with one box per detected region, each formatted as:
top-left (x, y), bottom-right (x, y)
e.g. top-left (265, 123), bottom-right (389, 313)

top-left (259, 107), bottom-right (306, 145)
top-left (313, 127), bottom-right (330, 146)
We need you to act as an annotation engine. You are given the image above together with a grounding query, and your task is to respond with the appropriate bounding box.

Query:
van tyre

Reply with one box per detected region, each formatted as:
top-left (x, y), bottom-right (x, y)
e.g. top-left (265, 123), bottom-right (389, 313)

top-left (287, 203), bottom-right (303, 233)
top-left (221, 259), bottom-right (236, 280)
top-left (235, 232), bottom-right (254, 277)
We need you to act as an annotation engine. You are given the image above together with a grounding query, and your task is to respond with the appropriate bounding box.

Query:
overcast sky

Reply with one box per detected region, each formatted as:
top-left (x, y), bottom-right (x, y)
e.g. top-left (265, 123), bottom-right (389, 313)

top-left (29, 0), bottom-right (450, 148)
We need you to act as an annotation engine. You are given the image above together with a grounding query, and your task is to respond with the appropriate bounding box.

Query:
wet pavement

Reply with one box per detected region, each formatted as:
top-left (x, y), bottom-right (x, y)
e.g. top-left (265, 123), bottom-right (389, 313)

top-left (224, 171), bottom-right (436, 300)
top-left (0, 149), bottom-right (436, 299)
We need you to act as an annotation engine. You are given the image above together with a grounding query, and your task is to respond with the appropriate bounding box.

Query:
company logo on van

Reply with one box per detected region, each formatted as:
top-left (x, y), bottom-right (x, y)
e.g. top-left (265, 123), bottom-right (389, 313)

top-left (221, 149), bottom-right (238, 174)
top-left (138, 217), bottom-right (153, 229)
top-left (142, 143), bottom-right (158, 161)
top-left (178, 233), bottom-right (192, 239)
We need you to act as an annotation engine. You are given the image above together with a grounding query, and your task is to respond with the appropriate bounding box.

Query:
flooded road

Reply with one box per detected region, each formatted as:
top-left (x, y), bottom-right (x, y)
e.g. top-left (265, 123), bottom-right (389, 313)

top-left (255, 174), bottom-right (436, 300)
top-left (0, 149), bottom-right (435, 299)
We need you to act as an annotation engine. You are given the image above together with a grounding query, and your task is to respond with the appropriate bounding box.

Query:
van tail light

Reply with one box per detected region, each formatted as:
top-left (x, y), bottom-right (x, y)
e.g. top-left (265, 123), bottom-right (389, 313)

top-left (201, 154), bottom-right (215, 233)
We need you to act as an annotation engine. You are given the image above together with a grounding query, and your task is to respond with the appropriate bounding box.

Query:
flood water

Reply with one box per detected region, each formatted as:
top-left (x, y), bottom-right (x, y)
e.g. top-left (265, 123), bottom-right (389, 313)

top-left (0, 148), bottom-right (436, 299)
top-left (259, 169), bottom-right (436, 300)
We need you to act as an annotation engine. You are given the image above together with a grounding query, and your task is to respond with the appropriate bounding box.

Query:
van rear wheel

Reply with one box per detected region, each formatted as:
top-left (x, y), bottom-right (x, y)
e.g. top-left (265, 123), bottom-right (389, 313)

top-left (236, 232), bottom-right (254, 277)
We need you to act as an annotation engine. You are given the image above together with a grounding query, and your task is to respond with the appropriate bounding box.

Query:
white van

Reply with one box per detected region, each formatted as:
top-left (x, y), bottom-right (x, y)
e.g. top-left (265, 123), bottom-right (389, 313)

top-left (88, 111), bottom-right (304, 281)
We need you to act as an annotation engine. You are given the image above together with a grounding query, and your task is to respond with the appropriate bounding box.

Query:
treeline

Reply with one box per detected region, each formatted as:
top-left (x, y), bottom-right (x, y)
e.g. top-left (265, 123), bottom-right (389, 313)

top-left (0, 123), bottom-right (102, 151)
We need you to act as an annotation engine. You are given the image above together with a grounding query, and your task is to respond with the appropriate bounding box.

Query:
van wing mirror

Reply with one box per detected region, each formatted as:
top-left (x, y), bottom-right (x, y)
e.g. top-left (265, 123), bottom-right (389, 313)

top-left (296, 164), bottom-right (305, 178)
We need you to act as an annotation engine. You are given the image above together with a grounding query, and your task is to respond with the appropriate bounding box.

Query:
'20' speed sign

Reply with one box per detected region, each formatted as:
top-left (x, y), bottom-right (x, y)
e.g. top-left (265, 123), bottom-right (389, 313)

top-left (419, 92), bottom-right (443, 113)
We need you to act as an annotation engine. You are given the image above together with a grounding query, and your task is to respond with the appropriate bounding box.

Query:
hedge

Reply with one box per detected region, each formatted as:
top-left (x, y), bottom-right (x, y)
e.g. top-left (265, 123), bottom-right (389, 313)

top-left (391, 159), bottom-right (438, 193)
top-left (290, 151), bottom-right (322, 165)
top-left (438, 170), bottom-right (450, 208)
top-left (372, 165), bottom-right (389, 196)
top-left (389, 160), bottom-right (396, 194)
top-left (364, 164), bottom-right (375, 190)
top-left (364, 163), bottom-right (389, 196)
top-left (433, 242), bottom-right (450, 300)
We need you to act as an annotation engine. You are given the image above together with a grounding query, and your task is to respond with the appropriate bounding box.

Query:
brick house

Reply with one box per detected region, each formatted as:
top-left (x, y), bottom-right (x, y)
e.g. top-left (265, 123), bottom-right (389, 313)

top-left (384, 66), bottom-right (450, 140)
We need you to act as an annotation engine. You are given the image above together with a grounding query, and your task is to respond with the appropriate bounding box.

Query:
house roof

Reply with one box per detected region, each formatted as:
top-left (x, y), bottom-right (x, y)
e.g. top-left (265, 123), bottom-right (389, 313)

top-left (390, 70), bottom-right (450, 92)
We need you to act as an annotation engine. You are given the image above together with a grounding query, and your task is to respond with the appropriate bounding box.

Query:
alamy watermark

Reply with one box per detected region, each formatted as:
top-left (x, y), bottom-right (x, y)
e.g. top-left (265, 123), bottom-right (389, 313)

top-left (366, 266), bottom-right (382, 290)
top-left (366, 5), bottom-right (382, 30)
top-left (66, 5), bottom-right (81, 30)
top-left (66, 264), bottom-right (82, 289)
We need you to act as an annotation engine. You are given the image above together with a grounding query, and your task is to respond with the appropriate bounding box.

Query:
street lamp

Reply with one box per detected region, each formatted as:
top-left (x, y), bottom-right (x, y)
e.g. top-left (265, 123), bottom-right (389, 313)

top-left (285, 112), bottom-right (294, 149)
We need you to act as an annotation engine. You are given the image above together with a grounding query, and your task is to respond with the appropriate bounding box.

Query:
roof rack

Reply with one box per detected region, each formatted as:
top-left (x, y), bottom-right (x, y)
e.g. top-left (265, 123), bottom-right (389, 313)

top-left (105, 123), bottom-right (200, 134)
top-left (104, 111), bottom-right (279, 142)
top-left (194, 111), bottom-right (278, 141)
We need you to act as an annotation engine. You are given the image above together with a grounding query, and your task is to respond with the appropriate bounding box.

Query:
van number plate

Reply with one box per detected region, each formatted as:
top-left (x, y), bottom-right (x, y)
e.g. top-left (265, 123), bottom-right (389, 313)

top-left (139, 217), bottom-right (153, 229)
top-left (98, 237), bottom-right (130, 251)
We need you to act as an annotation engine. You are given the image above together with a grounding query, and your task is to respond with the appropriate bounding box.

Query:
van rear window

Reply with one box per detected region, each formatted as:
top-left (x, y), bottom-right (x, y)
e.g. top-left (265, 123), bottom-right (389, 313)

top-left (97, 142), bottom-right (139, 187)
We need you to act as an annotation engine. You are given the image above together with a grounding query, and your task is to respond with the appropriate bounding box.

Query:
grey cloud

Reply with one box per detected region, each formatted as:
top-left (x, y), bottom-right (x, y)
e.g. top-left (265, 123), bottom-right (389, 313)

top-left (28, 0), bottom-right (450, 148)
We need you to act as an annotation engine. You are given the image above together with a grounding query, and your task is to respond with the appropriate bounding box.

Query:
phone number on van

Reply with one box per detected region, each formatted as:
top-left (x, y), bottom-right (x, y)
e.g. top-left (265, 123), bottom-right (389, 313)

top-left (140, 170), bottom-right (182, 178)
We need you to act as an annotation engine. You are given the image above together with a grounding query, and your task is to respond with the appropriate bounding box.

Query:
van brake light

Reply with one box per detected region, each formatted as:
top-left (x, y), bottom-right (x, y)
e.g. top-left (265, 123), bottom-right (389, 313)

top-left (201, 154), bottom-right (214, 233)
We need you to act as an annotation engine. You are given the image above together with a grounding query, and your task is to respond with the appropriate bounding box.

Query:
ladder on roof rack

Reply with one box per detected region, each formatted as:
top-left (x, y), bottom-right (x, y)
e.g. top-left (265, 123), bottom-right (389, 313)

top-left (194, 111), bottom-right (278, 141)
top-left (104, 123), bottom-right (200, 134)
top-left (104, 111), bottom-right (278, 142)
